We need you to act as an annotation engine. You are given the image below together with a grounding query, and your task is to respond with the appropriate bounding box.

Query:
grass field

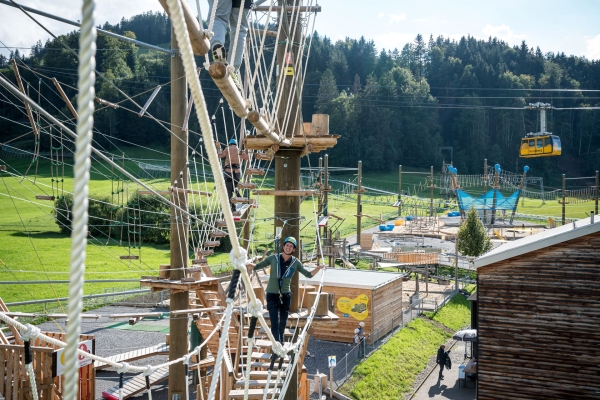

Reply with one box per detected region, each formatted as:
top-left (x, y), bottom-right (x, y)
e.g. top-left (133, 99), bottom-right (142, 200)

top-left (339, 284), bottom-right (476, 400)
top-left (1, 147), bottom-right (595, 311)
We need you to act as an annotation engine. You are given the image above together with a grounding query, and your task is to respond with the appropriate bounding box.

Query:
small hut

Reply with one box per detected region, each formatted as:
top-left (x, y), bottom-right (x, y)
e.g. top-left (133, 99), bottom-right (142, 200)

top-left (473, 216), bottom-right (600, 399)
top-left (304, 268), bottom-right (403, 343)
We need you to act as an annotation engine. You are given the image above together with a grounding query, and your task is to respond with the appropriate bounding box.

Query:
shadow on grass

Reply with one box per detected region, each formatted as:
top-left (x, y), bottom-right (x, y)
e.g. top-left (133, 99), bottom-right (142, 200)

top-left (9, 231), bottom-right (65, 239)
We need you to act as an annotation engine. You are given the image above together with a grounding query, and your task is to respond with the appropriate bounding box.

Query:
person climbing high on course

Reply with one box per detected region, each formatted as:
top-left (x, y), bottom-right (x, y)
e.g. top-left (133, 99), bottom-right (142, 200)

top-left (207, 0), bottom-right (252, 85)
top-left (246, 236), bottom-right (326, 343)
top-left (217, 138), bottom-right (248, 212)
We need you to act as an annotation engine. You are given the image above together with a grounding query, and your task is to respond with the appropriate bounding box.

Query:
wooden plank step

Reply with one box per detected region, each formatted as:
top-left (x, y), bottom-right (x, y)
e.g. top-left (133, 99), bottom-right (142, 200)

top-left (209, 230), bottom-right (227, 238)
top-left (228, 388), bottom-right (280, 399)
top-left (247, 371), bottom-right (287, 379)
top-left (253, 152), bottom-right (272, 160)
top-left (233, 380), bottom-right (283, 388)
top-left (203, 241), bottom-right (221, 247)
top-left (94, 343), bottom-right (169, 370)
top-left (192, 258), bottom-right (208, 264)
top-left (239, 361), bottom-right (290, 370)
top-left (245, 168), bottom-right (265, 175)
top-left (101, 366), bottom-right (169, 400)
top-left (230, 197), bottom-right (250, 204)
top-left (249, 352), bottom-right (290, 362)
top-left (198, 249), bottom-right (214, 256)
top-left (215, 220), bottom-right (228, 227)
top-left (238, 182), bottom-right (257, 189)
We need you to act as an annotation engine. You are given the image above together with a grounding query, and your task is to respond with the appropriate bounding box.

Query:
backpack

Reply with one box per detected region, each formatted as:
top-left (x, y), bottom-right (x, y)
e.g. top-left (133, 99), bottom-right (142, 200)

top-left (445, 352), bottom-right (452, 370)
top-left (354, 334), bottom-right (360, 345)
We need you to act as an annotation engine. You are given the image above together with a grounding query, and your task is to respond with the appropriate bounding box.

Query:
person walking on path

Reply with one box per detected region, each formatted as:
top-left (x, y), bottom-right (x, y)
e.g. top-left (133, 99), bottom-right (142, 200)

top-left (217, 139), bottom-right (248, 212)
top-left (437, 344), bottom-right (447, 380)
top-left (357, 321), bottom-right (365, 358)
top-left (246, 237), bottom-right (325, 343)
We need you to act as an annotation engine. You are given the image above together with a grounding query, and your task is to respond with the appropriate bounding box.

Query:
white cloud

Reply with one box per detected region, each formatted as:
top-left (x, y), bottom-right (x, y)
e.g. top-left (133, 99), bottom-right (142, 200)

top-left (585, 34), bottom-right (600, 61)
top-left (378, 12), bottom-right (385, 19)
top-left (481, 24), bottom-right (526, 45)
top-left (374, 31), bottom-right (415, 52)
top-left (412, 18), bottom-right (427, 23)
top-left (388, 13), bottom-right (406, 25)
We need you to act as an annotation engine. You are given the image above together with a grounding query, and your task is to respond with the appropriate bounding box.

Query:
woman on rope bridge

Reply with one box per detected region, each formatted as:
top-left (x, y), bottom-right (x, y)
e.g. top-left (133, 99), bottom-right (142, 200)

top-left (217, 139), bottom-right (249, 212)
top-left (246, 237), bottom-right (326, 343)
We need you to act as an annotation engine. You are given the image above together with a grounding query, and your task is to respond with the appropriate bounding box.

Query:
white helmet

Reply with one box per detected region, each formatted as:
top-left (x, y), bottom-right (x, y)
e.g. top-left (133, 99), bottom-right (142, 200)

top-left (359, 322), bottom-right (365, 327)
top-left (354, 328), bottom-right (360, 334)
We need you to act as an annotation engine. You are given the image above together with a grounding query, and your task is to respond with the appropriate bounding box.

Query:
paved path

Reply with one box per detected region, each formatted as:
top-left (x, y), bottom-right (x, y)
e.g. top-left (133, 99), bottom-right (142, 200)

top-left (411, 347), bottom-right (476, 400)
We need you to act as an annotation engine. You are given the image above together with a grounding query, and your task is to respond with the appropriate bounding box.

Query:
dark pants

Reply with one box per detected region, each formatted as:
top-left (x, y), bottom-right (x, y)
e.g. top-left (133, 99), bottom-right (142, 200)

top-left (224, 167), bottom-right (241, 211)
top-left (438, 362), bottom-right (445, 379)
top-left (266, 292), bottom-right (291, 343)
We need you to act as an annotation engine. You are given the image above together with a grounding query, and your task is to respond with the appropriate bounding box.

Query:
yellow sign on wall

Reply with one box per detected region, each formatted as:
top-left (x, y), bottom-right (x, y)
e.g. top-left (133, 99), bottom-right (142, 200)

top-left (337, 294), bottom-right (369, 320)
top-left (284, 67), bottom-right (294, 76)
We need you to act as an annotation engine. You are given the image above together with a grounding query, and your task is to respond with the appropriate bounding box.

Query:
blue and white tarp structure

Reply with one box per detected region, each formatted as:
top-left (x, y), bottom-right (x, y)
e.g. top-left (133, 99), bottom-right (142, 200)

top-left (456, 189), bottom-right (520, 212)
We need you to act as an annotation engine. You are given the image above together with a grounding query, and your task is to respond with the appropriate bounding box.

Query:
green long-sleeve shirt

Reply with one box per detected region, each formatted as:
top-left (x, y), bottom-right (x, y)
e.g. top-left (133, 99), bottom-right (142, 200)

top-left (254, 254), bottom-right (313, 294)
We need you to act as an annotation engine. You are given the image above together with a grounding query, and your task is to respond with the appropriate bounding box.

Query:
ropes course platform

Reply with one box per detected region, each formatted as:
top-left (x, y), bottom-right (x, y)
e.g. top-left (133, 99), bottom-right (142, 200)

top-left (244, 134), bottom-right (339, 153)
top-left (94, 343), bottom-right (169, 370)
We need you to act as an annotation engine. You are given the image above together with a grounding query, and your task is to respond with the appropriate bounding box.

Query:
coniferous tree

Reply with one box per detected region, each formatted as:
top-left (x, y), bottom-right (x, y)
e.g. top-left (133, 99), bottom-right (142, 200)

top-left (457, 207), bottom-right (492, 257)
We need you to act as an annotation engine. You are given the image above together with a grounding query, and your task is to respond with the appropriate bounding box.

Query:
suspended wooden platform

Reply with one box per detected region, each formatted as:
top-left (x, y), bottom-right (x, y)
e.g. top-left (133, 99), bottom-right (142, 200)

top-left (140, 276), bottom-right (220, 293)
top-left (94, 343), bottom-right (169, 370)
top-left (244, 134), bottom-right (339, 153)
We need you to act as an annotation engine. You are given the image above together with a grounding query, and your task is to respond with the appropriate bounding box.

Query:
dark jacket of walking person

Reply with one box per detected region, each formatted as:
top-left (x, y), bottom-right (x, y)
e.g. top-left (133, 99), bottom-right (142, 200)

top-left (247, 237), bottom-right (325, 343)
top-left (437, 344), bottom-right (447, 380)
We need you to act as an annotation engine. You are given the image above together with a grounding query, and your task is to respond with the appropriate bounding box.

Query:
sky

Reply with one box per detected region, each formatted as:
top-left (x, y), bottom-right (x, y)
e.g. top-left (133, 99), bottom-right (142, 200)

top-left (1, 0), bottom-right (600, 61)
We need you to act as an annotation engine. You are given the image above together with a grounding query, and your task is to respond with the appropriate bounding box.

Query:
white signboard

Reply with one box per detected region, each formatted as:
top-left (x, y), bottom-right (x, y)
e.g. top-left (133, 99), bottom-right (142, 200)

top-left (55, 340), bottom-right (93, 377)
top-left (328, 355), bottom-right (336, 368)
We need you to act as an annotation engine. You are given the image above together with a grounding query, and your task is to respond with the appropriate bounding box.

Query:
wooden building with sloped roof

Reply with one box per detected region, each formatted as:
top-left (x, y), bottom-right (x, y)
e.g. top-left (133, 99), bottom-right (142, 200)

top-left (472, 216), bottom-right (600, 399)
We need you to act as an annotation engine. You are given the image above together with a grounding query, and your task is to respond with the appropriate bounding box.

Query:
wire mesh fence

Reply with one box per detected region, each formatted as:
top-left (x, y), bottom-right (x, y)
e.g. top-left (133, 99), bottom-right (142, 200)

top-left (329, 289), bottom-right (458, 390)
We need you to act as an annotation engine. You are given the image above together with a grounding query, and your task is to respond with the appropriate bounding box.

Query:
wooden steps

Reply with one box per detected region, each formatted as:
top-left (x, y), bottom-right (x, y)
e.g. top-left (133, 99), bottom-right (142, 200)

top-left (101, 366), bottom-right (169, 400)
top-left (209, 230), bottom-right (227, 238)
top-left (239, 361), bottom-right (290, 370)
top-left (246, 371), bottom-right (287, 379)
top-left (203, 241), bottom-right (221, 247)
top-left (94, 343), bottom-right (169, 370)
top-left (238, 182), bottom-right (257, 190)
top-left (228, 388), bottom-right (280, 399)
top-left (245, 168), bottom-right (265, 175)
top-left (233, 380), bottom-right (283, 388)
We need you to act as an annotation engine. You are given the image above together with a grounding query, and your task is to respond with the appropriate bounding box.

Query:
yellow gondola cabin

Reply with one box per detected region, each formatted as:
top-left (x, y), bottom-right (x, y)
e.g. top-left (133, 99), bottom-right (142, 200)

top-left (519, 135), bottom-right (561, 158)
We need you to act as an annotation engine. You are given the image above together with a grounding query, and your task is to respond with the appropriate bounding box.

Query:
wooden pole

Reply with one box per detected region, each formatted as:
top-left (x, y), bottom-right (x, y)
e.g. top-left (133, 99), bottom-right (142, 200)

top-left (562, 174), bottom-right (566, 225)
top-left (323, 155), bottom-right (329, 217)
top-left (275, 3), bottom-right (303, 397)
top-left (483, 159), bottom-right (487, 224)
top-left (168, 29), bottom-right (189, 400)
top-left (317, 157), bottom-right (323, 215)
top-left (429, 166), bottom-right (434, 217)
top-left (455, 235), bottom-right (459, 293)
top-left (491, 169), bottom-right (499, 225)
top-left (357, 160), bottom-right (363, 244)
top-left (398, 165), bottom-right (402, 216)
top-left (595, 171), bottom-right (599, 215)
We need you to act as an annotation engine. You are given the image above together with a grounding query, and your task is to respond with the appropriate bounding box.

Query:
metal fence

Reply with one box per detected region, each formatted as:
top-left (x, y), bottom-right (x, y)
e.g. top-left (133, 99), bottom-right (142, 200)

top-left (330, 288), bottom-right (458, 389)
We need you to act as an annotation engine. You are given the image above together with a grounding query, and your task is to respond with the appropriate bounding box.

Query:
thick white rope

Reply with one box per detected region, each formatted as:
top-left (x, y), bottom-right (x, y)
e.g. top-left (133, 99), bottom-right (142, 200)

top-left (64, 1), bottom-right (96, 399)
top-left (207, 0), bottom-right (219, 37)
top-left (26, 363), bottom-right (39, 400)
top-left (207, 299), bottom-right (235, 400)
top-left (0, 313), bottom-right (225, 374)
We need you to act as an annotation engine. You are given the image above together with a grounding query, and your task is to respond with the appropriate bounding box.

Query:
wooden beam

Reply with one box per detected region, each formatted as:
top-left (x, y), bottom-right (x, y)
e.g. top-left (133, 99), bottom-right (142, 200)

top-left (11, 60), bottom-right (39, 140)
top-left (245, 134), bottom-right (339, 150)
top-left (253, 5), bottom-right (321, 12)
top-left (252, 190), bottom-right (318, 196)
top-left (157, 0), bottom-right (210, 56)
top-left (208, 62), bottom-right (248, 118)
top-left (52, 78), bottom-right (78, 119)
top-left (96, 98), bottom-right (119, 109)
top-left (247, 110), bottom-right (288, 144)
